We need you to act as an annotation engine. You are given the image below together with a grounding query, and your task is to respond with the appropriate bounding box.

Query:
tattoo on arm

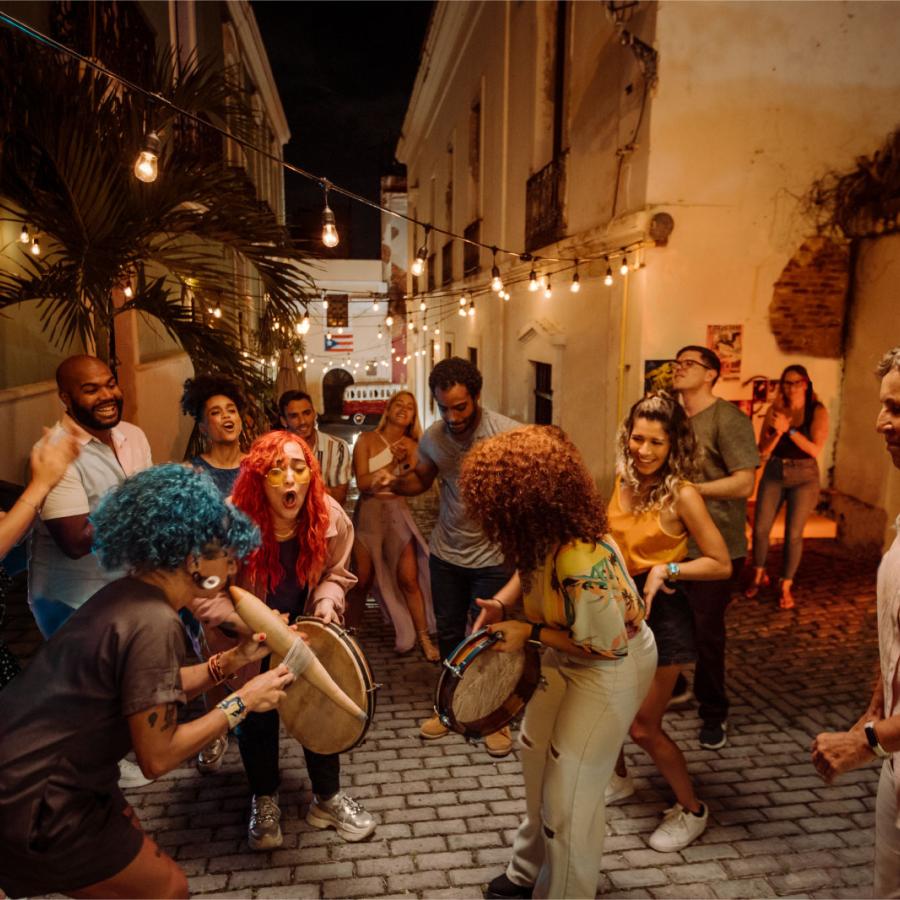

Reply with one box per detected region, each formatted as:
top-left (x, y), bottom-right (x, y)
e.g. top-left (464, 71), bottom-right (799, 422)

top-left (147, 711), bottom-right (158, 729)
top-left (160, 704), bottom-right (176, 733)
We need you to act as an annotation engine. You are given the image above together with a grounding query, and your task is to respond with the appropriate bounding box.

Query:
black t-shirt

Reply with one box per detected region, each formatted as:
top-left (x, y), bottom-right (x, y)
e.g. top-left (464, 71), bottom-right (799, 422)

top-left (268, 539), bottom-right (309, 617)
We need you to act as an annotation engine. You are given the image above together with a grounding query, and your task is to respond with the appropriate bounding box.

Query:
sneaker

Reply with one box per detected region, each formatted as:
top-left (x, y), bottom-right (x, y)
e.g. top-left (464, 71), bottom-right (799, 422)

top-left (698, 720), bottom-right (728, 750)
top-left (605, 770), bottom-right (635, 805)
top-left (485, 725), bottom-right (513, 758)
top-left (197, 734), bottom-right (228, 774)
top-left (420, 713), bottom-right (450, 740)
top-left (118, 758), bottom-right (152, 789)
top-left (667, 673), bottom-right (693, 708)
top-left (648, 802), bottom-right (708, 852)
top-left (248, 793), bottom-right (283, 850)
top-left (307, 792), bottom-right (376, 842)
top-left (485, 872), bottom-right (534, 899)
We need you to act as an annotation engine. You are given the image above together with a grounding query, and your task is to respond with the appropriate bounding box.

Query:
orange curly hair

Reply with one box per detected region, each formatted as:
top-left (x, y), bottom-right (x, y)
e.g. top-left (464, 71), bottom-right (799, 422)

top-left (459, 425), bottom-right (609, 586)
top-left (231, 430), bottom-right (330, 593)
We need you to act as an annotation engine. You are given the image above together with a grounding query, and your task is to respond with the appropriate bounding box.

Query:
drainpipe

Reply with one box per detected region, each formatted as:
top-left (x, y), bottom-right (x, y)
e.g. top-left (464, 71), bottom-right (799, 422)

top-left (616, 273), bottom-right (630, 423)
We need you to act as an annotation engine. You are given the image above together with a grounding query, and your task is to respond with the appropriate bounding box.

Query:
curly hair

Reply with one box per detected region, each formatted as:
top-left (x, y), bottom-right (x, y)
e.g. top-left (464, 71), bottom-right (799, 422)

top-left (616, 392), bottom-right (700, 512)
top-left (876, 346), bottom-right (900, 378)
top-left (428, 356), bottom-right (483, 399)
top-left (180, 374), bottom-right (246, 422)
top-left (376, 390), bottom-right (422, 440)
top-left (91, 464), bottom-right (260, 573)
top-left (231, 431), bottom-right (330, 593)
top-left (459, 425), bottom-right (609, 587)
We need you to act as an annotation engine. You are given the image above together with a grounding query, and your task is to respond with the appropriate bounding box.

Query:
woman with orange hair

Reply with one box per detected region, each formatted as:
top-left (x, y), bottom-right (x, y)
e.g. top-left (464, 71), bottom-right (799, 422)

top-left (346, 390), bottom-right (437, 660)
top-left (227, 431), bottom-right (375, 852)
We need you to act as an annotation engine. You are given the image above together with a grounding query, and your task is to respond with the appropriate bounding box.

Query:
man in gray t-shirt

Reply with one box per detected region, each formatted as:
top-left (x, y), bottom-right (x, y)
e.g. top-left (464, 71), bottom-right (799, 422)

top-left (376, 357), bottom-right (518, 755)
top-left (673, 345), bottom-right (760, 751)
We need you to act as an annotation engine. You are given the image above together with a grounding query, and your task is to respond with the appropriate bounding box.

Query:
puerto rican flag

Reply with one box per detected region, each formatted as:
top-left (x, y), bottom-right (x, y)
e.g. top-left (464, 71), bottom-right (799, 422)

top-left (325, 334), bottom-right (354, 352)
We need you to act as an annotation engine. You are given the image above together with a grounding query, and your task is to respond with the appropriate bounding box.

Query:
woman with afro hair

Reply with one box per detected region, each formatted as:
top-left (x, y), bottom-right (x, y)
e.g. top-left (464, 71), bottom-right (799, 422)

top-left (460, 425), bottom-right (658, 900)
top-left (0, 465), bottom-right (293, 899)
top-left (215, 430), bottom-right (375, 851)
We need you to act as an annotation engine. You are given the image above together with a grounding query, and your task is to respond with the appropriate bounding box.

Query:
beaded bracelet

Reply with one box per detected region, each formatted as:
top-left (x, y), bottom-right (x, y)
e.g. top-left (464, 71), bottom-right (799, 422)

top-left (207, 651), bottom-right (229, 685)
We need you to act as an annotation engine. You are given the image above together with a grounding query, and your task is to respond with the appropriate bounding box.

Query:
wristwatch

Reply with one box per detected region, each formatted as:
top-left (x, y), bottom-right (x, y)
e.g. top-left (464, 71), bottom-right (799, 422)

top-left (864, 721), bottom-right (891, 759)
top-left (527, 622), bottom-right (544, 647)
top-left (666, 562), bottom-right (680, 582)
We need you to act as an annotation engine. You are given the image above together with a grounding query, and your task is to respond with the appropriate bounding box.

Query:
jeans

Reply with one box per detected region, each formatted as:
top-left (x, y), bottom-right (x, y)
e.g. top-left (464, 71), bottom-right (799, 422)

top-left (506, 626), bottom-right (657, 898)
top-left (28, 595), bottom-right (76, 638)
top-left (428, 555), bottom-right (512, 661)
top-left (752, 457), bottom-right (820, 581)
top-left (685, 558), bottom-right (743, 727)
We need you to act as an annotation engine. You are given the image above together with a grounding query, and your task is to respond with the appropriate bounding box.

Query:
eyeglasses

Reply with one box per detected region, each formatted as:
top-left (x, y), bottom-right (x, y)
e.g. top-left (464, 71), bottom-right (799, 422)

top-left (783, 379), bottom-right (808, 388)
top-left (673, 358), bottom-right (714, 371)
top-left (265, 460), bottom-right (311, 487)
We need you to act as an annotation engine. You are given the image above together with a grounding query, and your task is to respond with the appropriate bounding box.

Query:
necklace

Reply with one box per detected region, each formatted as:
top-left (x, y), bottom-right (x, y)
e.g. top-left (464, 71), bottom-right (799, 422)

top-left (273, 522), bottom-right (298, 541)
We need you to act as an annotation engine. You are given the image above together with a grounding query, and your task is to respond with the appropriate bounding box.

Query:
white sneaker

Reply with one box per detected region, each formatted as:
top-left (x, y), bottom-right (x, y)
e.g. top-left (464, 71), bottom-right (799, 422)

top-left (307, 792), bottom-right (376, 842)
top-left (605, 771), bottom-right (635, 805)
top-left (649, 802), bottom-right (708, 852)
top-left (118, 758), bottom-right (152, 789)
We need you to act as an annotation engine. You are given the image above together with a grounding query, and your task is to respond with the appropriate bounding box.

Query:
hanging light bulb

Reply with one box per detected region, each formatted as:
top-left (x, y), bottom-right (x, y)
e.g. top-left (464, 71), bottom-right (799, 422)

top-left (297, 313), bottom-right (311, 335)
top-left (337, 326), bottom-right (344, 334)
top-left (372, 298), bottom-right (380, 312)
top-left (321, 183), bottom-right (339, 248)
top-left (326, 331), bottom-right (333, 340)
top-left (419, 299), bottom-right (426, 312)
top-left (528, 268), bottom-right (539, 292)
top-left (411, 225), bottom-right (430, 277)
top-left (377, 328), bottom-right (383, 340)
top-left (571, 271), bottom-right (581, 293)
top-left (423, 323), bottom-right (429, 332)
top-left (19, 224), bottom-right (29, 244)
top-left (385, 314), bottom-right (394, 327)
top-left (213, 306), bottom-right (222, 319)
top-left (123, 283), bottom-right (134, 299)
top-left (459, 296), bottom-right (466, 307)
top-left (433, 325), bottom-right (440, 336)
top-left (30, 235), bottom-right (40, 256)
top-left (604, 258), bottom-right (614, 287)
top-left (322, 296), bottom-right (329, 311)
top-left (458, 305), bottom-right (467, 318)
top-left (619, 254), bottom-right (629, 276)
top-left (467, 301), bottom-right (476, 317)
top-left (543, 277), bottom-right (552, 299)
top-left (133, 131), bottom-right (161, 183)
top-left (490, 247), bottom-right (503, 292)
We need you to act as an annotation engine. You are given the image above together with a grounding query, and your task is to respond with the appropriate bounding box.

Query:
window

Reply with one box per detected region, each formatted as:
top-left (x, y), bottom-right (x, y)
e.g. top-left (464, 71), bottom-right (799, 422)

top-left (427, 253), bottom-right (436, 293)
top-left (366, 360), bottom-right (377, 377)
top-left (533, 362), bottom-right (553, 424)
top-left (326, 295), bottom-right (349, 328)
top-left (463, 221), bottom-right (481, 276)
top-left (442, 241), bottom-right (454, 286)
top-left (445, 340), bottom-right (453, 359)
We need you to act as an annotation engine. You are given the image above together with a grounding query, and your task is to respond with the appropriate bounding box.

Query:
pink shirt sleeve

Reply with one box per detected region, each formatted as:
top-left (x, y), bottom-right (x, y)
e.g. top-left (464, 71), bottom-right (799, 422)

top-left (310, 496), bottom-right (358, 616)
top-left (185, 591), bottom-right (235, 628)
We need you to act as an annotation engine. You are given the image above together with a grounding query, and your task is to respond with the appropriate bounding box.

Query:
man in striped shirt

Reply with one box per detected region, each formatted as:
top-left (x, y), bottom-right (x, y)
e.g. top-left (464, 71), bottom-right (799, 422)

top-left (278, 391), bottom-right (351, 506)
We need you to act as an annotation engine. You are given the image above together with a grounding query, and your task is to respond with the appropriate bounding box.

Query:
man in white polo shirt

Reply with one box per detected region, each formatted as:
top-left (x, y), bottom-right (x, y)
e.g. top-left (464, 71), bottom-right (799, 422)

top-left (28, 355), bottom-right (152, 638)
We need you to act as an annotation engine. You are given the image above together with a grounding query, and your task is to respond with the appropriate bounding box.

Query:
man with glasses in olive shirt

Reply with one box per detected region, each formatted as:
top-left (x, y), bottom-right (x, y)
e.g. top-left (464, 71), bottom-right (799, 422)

top-left (672, 345), bottom-right (760, 750)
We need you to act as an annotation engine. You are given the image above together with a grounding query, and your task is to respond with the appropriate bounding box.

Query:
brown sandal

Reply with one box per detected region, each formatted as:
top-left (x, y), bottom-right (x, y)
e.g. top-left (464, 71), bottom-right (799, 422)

top-left (744, 570), bottom-right (770, 599)
top-left (418, 631), bottom-right (440, 663)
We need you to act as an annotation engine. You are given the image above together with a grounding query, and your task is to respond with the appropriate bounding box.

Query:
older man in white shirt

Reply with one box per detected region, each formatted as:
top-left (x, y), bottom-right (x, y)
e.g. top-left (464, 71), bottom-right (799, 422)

top-left (28, 355), bottom-right (152, 638)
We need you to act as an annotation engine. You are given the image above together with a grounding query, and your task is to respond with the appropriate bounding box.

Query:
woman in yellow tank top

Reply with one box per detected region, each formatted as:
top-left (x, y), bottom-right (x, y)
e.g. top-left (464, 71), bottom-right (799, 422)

top-left (608, 393), bottom-right (731, 854)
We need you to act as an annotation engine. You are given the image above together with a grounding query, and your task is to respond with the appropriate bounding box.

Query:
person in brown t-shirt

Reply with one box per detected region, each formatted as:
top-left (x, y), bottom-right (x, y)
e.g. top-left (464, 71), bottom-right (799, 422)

top-left (0, 465), bottom-right (292, 899)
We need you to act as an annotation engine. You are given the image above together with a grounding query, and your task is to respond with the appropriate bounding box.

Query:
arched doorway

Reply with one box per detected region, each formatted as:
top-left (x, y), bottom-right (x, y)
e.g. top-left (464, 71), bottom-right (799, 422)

top-left (322, 368), bottom-right (353, 419)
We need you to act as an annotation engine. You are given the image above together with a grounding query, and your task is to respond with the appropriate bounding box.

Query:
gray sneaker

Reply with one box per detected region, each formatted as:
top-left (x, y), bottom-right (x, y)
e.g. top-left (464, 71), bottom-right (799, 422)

top-left (248, 793), bottom-right (283, 850)
top-left (307, 792), bottom-right (376, 842)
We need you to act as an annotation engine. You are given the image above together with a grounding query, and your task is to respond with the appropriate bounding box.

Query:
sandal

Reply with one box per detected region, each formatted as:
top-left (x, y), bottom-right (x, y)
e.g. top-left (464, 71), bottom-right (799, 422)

top-left (744, 569), bottom-right (770, 599)
top-left (778, 579), bottom-right (795, 610)
top-left (418, 631), bottom-right (440, 663)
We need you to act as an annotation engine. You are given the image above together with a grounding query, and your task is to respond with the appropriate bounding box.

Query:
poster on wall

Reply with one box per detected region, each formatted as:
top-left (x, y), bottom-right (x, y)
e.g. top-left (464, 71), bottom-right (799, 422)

top-left (706, 324), bottom-right (742, 380)
top-left (644, 359), bottom-right (676, 394)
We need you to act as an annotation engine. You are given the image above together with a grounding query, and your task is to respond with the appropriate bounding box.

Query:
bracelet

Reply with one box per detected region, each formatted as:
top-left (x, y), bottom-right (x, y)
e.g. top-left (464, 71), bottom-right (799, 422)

top-left (491, 597), bottom-right (507, 621)
top-left (207, 652), bottom-right (230, 685)
top-left (527, 622), bottom-right (544, 646)
top-left (18, 496), bottom-right (42, 514)
top-left (217, 693), bottom-right (247, 730)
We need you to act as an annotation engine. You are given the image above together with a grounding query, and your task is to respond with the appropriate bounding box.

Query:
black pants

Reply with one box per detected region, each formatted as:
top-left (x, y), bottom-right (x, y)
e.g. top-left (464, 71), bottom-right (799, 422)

top-left (429, 555), bottom-right (513, 661)
top-left (684, 557), bottom-right (744, 726)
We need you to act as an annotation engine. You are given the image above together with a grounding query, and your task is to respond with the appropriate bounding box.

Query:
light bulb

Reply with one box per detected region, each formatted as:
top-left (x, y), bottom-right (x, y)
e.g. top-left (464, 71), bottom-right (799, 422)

top-left (123, 284), bottom-right (134, 299)
top-left (411, 252), bottom-right (426, 278)
top-left (570, 272), bottom-right (581, 293)
top-left (528, 269), bottom-right (539, 292)
top-left (337, 326), bottom-right (344, 334)
top-left (419, 299), bottom-right (426, 312)
top-left (30, 236), bottom-right (40, 256)
top-left (372, 299), bottom-right (380, 312)
top-left (321, 204), bottom-right (339, 248)
top-left (385, 315), bottom-right (394, 327)
top-left (619, 257), bottom-right (629, 276)
top-left (458, 306), bottom-right (467, 317)
top-left (604, 267), bottom-right (614, 287)
top-left (19, 224), bottom-right (29, 244)
top-left (459, 296), bottom-right (466, 306)
top-left (433, 326), bottom-right (440, 335)
top-left (377, 329), bottom-right (383, 340)
top-left (407, 320), bottom-right (414, 331)
top-left (543, 278), bottom-right (552, 299)
top-left (297, 314), bottom-right (310, 335)
top-left (491, 265), bottom-right (503, 292)
top-left (323, 298), bottom-right (329, 310)
top-left (213, 307), bottom-right (222, 319)
top-left (326, 332), bottom-right (333, 340)
top-left (423, 323), bottom-right (429, 332)
top-left (468, 301), bottom-right (475, 317)
top-left (133, 131), bottom-right (161, 183)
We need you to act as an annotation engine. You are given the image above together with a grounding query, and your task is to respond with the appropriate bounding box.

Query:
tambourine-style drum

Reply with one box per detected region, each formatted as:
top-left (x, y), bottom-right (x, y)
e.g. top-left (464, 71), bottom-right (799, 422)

top-left (435, 629), bottom-right (542, 740)
top-left (276, 617), bottom-right (378, 755)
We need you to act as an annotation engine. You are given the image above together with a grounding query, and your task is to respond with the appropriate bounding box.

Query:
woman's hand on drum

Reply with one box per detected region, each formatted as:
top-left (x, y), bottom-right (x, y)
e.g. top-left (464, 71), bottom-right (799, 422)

top-left (238, 663), bottom-right (295, 714)
top-left (313, 597), bottom-right (342, 626)
top-left (643, 564), bottom-right (676, 614)
top-left (487, 620), bottom-right (529, 653)
top-left (472, 597), bottom-right (505, 632)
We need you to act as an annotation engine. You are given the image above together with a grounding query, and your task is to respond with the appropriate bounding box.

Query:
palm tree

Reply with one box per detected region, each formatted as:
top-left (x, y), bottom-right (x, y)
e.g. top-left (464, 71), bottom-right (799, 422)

top-left (0, 25), bottom-right (316, 408)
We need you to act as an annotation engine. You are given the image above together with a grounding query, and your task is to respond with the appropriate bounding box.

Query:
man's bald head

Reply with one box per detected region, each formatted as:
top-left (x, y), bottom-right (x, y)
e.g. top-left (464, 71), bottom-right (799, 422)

top-left (56, 355), bottom-right (123, 432)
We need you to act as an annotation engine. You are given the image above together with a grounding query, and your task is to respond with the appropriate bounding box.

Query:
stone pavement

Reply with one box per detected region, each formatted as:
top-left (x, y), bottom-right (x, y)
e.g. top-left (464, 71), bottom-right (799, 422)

top-left (1, 529), bottom-right (884, 899)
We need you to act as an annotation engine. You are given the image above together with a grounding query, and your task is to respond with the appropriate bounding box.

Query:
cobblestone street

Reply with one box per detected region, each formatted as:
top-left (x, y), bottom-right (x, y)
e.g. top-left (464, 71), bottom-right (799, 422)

top-left (2, 509), bottom-right (884, 899)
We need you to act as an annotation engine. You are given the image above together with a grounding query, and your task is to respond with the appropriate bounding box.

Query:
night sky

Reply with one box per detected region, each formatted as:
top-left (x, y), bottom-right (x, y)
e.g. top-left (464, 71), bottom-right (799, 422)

top-left (251, 1), bottom-right (433, 259)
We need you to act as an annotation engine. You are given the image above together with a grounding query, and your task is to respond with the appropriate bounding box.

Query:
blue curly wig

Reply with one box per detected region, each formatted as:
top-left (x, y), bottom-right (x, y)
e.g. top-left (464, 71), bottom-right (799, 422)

top-left (91, 464), bottom-right (260, 572)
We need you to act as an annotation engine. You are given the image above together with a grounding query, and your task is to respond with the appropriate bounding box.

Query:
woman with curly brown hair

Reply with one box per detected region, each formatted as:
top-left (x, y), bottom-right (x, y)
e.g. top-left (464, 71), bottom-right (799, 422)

top-left (606, 393), bottom-right (731, 853)
top-left (460, 425), bottom-right (657, 900)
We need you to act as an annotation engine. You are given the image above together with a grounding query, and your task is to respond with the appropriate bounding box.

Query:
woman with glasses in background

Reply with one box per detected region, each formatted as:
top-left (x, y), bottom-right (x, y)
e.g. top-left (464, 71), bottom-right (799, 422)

top-left (746, 365), bottom-right (828, 608)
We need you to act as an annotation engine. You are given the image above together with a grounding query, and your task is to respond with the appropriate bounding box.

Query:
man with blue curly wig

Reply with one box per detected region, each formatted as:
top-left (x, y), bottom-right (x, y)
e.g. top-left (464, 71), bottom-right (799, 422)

top-left (0, 465), bottom-right (295, 900)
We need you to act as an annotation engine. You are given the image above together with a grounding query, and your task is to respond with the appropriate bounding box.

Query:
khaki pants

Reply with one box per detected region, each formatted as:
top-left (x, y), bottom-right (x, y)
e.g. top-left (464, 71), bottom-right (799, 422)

top-left (507, 625), bottom-right (657, 899)
top-left (876, 757), bottom-right (900, 899)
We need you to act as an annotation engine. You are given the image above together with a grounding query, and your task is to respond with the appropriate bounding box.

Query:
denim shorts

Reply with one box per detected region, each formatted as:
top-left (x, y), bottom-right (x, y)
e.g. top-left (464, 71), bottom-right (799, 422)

top-left (633, 572), bottom-right (695, 666)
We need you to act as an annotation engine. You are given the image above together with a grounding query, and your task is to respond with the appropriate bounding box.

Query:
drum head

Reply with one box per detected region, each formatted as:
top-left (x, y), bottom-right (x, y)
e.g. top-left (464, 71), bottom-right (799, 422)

top-left (276, 618), bottom-right (375, 755)
top-left (436, 630), bottom-right (541, 739)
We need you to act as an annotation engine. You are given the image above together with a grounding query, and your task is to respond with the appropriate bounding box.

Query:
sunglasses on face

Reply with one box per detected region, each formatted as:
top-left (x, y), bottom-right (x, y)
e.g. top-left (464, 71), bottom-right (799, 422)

top-left (673, 358), bottom-right (714, 371)
top-left (265, 459), bottom-right (311, 486)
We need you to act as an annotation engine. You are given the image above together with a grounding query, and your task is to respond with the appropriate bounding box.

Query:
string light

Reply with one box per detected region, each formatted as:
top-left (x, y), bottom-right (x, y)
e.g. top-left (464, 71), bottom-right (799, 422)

top-left (337, 325), bottom-right (344, 334)
top-left (528, 269), bottom-right (539, 292)
top-left (377, 327), bottom-right (383, 340)
top-left (490, 247), bottom-right (503, 293)
top-left (419, 298), bottom-right (426, 312)
top-left (571, 264), bottom-right (581, 293)
top-left (212, 306), bottom-right (222, 319)
top-left (321, 183), bottom-right (339, 248)
top-left (19, 224), bottom-right (29, 244)
top-left (468, 300), bottom-right (476, 317)
top-left (433, 325), bottom-right (440, 336)
top-left (123, 283), bottom-right (134, 299)
top-left (407, 319), bottom-right (414, 331)
top-left (458, 304), bottom-right (467, 318)
top-left (322, 296), bottom-right (329, 311)
top-left (30, 235), bottom-right (40, 256)
top-left (133, 131), bottom-right (160, 183)
top-left (459, 296), bottom-right (466, 307)
top-left (372, 298), bottom-right (380, 312)
top-left (411, 225), bottom-right (430, 277)
top-left (385, 314), bottom-right (394, 327)
top-left (326, 331), bottom-right (333, 340)
top-left (543, 277), bottom-right (552, 299)
top-left (297, 313), bottom-right (310, 335)
top-left (604, 258), bottom-right (614, 287)
top-left (619, 254), bottom-right (629, 276)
